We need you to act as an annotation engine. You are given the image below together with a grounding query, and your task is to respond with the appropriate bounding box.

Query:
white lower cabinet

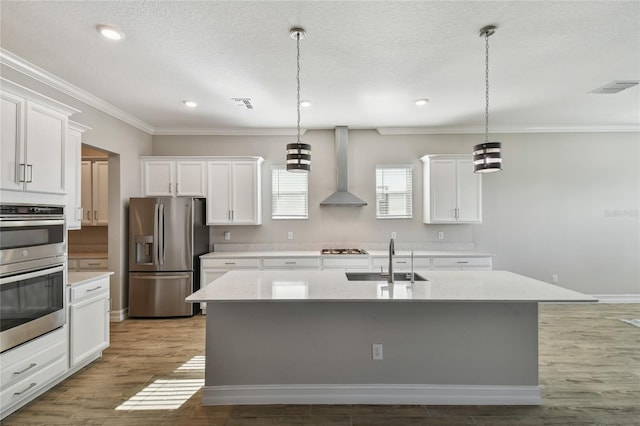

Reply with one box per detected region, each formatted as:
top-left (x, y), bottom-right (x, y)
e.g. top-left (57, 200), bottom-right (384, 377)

top-left (372, 256), bottom-right (431, 272)
top-left (69, 276), bottom-right (110, 367)
top-left (321, 257), bottom-right (371, 271)
top-left (200, 257), bottom-right (261, 314)
top-left (431, 257), bottom-right (493, 270)
top-left (262, 257), bottom-right (320, 270)
top-left (0, 327), bottom-right (68, 419)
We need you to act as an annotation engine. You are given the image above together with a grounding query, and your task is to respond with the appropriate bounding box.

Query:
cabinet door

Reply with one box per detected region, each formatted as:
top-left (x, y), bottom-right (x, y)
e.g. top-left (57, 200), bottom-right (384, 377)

top-left (143, 160), bottom-right (174, 196)
top-left (456, 159), bottom-right (482, 223)
top-left (429, 159), bottom-right (458, 223)
top-left (24, 102), bottom-right (67, 194)
top-left (231, 161), bottom-right (261, 225)
top-left (66, 128), bottom-right (82, 230)
top-left (70, 295), bottom-right (109, 366)
top-left (80, 161), bottom-right (93, 225)
top-left (92, 161), bottom-right (109, 225)
top-left (0, 92), bottom-right (25, 192)
top-left (206, 162), bottom-right (232, 225)
top-left (176, 161), bottom-right (206, 196)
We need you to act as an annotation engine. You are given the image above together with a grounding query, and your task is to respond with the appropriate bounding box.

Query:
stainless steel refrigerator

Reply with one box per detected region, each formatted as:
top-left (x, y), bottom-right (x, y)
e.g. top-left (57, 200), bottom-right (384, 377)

top-left (128, 197), bottom-right (209, 317)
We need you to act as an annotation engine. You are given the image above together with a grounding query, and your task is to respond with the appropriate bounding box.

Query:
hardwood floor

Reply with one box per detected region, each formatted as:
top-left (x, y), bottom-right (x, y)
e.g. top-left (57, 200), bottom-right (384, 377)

top-left (3, 303), bottom-right (639, 425)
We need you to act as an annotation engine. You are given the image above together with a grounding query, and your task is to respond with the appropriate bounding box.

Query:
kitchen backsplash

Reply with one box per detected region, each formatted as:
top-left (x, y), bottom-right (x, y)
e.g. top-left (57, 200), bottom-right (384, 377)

top-left (213, 242), bottom-right (475, 252)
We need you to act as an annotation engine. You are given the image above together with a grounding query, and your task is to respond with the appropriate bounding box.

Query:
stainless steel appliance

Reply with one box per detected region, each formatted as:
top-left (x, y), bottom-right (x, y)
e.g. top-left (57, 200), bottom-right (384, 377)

top-left (0, 204), bottom-right (66, 353)
top-left (321, 248), bottom-right (368, 255)
top-left (128, 198), bottom-right (208, 317)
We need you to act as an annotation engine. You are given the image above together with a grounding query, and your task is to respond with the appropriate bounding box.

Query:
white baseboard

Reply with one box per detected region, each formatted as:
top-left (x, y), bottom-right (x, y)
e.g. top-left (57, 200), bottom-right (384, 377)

top-left (110, 307), bottom-right (128, 322)
top-left (592, 294), bottom-right (640, 304)
top-left (202, 384), bottom-right (541, 406)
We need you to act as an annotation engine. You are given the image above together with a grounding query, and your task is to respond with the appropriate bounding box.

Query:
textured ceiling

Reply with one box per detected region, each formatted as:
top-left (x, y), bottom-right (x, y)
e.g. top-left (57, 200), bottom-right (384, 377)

top-left (1, 1), bottom-right (639, 134)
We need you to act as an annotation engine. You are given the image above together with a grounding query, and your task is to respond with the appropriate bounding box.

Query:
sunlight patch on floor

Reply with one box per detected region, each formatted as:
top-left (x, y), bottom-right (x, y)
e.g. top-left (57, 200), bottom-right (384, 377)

top-left (115, 379), bottom-right (204, 410)
top-left (174, 355), bottom-right (205, 372)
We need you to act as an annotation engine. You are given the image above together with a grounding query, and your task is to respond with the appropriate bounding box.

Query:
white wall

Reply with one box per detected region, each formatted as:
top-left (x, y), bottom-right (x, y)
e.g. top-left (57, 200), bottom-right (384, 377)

top-left (153, 129), bottom-right (640, 295)
top-left (1, 66), bottom-right (153, 315)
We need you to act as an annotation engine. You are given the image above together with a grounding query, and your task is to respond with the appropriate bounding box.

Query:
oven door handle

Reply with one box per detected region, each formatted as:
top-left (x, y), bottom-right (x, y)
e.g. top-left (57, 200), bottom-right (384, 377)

top-left (0, 219), bottom-right (65, 227)
top-left (0, 265), bottom-right (64, 285)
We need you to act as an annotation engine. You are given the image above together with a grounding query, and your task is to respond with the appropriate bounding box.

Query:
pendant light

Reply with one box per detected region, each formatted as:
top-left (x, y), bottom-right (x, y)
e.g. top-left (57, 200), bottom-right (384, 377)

top-left (473, 25), bottom-right (502, 173)
top-left (286, 27), bottom-right (311, 172)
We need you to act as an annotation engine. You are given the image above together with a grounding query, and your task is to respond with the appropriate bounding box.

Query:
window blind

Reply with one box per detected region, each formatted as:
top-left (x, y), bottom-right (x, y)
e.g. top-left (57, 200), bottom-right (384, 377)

top-left (272, 166), bottom-right (309, 219)
top-left (376, 165), bottom-right (413, 219)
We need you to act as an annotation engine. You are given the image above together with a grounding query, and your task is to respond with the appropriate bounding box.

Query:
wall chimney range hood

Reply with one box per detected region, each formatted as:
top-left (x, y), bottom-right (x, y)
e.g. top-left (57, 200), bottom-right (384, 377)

top-left (320, 126), bottom-right (367, 207)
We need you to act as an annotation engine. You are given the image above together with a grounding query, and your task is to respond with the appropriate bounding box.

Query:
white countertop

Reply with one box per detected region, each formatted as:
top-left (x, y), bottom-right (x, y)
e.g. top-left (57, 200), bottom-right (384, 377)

top-left (201, 250), bottom-right (493, 259)
top-left (67, 271), bottom-right (113, 287)
top-left (186, 270), bottom-right (595, 303)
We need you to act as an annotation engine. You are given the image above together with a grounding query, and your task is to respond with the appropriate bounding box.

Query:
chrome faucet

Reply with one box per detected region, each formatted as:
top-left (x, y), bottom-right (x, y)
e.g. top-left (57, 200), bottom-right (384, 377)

top-left (388, 238), bottom-right (395, 283)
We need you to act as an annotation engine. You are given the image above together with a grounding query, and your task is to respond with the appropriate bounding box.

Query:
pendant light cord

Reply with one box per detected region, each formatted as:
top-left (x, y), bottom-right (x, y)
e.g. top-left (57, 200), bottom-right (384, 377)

top-left (484, 30), bottom-right (490, 144)
top-left (296, 32), bottom-right (301, 144)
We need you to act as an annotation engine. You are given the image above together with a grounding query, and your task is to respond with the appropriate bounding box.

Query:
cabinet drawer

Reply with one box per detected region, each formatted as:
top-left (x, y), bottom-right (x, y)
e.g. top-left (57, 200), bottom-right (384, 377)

top-left (202, 258), bottom-right (260, 269)
top-left (71, 277), bottom-right (110, 302)
top-left (321, 257), bottom-right (371, 270)
top-left (431, 257), bottom-right (492, 269)
top-left (1, 338), bottom-right (67, 390)
top-left (67, 259), bottom-right (79, 271)
top-left (371, 257), bottom-right (431, 270)
top-left (77, 259), bottom-right (108, 270)
top-left (1, 355), bottom-right (67, 410)
top-left (262, 258), bottom-right (320, 269)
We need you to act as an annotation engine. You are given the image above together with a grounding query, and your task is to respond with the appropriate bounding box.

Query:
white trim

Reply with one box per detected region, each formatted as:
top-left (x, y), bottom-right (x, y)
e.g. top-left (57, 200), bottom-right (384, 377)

top-left (376, 126), bottom-right (640, 135)
top-left (110, 307), bottom-right (128, 322)
top-left (592, 294), bottom-right (640, 304)
top-left (202, 383), bottom-right (541, 406)
top-left (0, 48), bottom-right (154, 134)
top-left (153, 127), bottom-right (307, 136)
top-left (0, 77), bottom-right (79, 116)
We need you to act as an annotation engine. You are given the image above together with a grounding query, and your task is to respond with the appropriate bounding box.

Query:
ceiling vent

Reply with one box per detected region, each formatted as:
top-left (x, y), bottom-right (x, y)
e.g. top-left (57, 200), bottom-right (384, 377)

top-left (231, 98), bottom-right (254, 109)
top-left (589, 81), bottom-right (639, 94)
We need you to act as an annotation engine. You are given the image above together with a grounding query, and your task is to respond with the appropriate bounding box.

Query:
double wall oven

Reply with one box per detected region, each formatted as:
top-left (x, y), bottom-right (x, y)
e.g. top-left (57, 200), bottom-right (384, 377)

top-left (0, 204), bottom-right (66, 353)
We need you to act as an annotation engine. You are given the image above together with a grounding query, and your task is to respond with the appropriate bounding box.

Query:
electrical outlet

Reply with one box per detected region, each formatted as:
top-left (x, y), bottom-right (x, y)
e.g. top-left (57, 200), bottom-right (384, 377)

top-left (438, 231), bottom-right (444, 240)
top-left (372, 343), bottom-right (383, 360)
top-left (391, 232), bottom-right (397, 239)
top-left (287, 231), bottom-right (294, 240)
top-left (224, 231), bottom-right (231, 241)
top-left (552, 274), bottom-right (559, 284)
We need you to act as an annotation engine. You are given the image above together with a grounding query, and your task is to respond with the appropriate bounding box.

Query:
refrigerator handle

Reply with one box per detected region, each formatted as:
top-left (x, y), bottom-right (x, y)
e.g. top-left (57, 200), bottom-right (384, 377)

top-left (159, 203), bottom-right (165, 265)
top-left (153, 203), bottom-right (160, 266)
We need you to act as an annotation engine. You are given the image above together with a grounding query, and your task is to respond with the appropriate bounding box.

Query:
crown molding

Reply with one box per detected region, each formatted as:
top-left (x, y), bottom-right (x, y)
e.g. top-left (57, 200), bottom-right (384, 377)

top-left (153, 127), bottom-right (308, 136)
top-left (376, 125), bottom-right (640, 135)
top-left (0, 48), bottom-right (155, 134)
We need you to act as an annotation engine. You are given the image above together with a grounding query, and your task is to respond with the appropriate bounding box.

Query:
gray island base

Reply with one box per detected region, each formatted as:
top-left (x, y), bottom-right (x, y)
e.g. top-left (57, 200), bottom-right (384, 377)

top-left (187, 270), bottom-right (595, 405)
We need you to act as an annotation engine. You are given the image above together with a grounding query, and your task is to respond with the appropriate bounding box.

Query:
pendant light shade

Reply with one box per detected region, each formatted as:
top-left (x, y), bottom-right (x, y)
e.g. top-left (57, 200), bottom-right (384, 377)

top-left (286, 27), bottom-right (310, 172)
top-left (474, 25), bottom-right (502, 174)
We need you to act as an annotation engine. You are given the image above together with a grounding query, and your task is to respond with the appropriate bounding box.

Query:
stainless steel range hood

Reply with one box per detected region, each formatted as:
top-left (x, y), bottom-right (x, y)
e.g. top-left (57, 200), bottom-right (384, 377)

top-left (320, 126), bottom-right (367, 207)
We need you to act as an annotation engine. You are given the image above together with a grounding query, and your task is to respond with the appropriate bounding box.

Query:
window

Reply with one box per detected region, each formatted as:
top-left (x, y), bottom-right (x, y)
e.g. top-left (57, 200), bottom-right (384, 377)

top-left (272, 166), bottom-right (308, 219)
top-left (376, 165), bottom-right (413, 219)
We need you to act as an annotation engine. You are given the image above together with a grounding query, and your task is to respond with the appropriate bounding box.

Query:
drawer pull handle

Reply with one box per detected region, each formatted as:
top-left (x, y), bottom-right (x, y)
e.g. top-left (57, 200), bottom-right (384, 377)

top-left (86, 286), bottom-right (102, 292)
top-left (13, 363), bottom-right (37, 375)
top-left (396, 261), bottom-right (407, 264)
top-left (224, 262), bottom-right (236, 265)
top-left (87, 262), bottom-right (101, 266)
top-left (14, 382), bottom-right (37, 396)
top-left (285, 262), bottom-right (296, 265)
top-left (456, 261), bottom-right (469, 264)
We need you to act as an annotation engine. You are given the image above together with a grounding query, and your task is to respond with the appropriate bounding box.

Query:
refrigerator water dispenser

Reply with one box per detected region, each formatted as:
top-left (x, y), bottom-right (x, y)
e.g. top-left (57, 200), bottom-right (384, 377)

top-left (134, 235), bottom-right (154, 264)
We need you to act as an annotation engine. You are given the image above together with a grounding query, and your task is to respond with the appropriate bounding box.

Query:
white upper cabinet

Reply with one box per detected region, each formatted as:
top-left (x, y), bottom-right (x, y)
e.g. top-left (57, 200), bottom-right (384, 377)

top-left (66, 122), bottom-right (91, 230)
top-left (421, 155), bottom-right (482, 224)
top-left (0, 81), bottom-right (79, 199)
top-left (81, 160), bottom-right (108, 226)
top-left (206, 158), bottom-right (263, 225)
top-left (141, 158), bottom-right (206, 197)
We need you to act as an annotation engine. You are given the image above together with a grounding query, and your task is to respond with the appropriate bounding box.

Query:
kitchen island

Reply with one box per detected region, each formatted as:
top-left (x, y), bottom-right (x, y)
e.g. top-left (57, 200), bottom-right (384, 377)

top-left (186, 270), bottom-right (595, 406)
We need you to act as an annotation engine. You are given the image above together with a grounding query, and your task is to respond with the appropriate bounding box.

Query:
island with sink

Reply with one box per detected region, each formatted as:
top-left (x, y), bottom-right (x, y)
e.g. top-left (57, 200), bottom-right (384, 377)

top-left (186, 269), bottom-right (595, 406)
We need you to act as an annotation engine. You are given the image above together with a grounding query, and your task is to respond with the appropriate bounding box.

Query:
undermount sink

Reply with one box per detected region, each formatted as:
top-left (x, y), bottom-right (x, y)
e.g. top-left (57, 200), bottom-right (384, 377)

top-left (345, 272), bottom-right (427, 282)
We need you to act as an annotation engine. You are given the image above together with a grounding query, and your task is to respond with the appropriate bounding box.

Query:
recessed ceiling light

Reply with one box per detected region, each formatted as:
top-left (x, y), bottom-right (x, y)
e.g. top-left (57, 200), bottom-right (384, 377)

top-left (299, 100), bottom-right (311, 108)
top-left (183, 100), bottom-right (198, 108)
top-left (415, 98), bottom-right (429, 106)
top-left (97, 25), bottom-right (125, 41)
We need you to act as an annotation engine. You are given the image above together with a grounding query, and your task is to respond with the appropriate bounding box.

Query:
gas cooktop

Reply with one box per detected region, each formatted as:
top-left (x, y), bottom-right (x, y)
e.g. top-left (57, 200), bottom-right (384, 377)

top-left (321, 248), bottom-right (368, 255)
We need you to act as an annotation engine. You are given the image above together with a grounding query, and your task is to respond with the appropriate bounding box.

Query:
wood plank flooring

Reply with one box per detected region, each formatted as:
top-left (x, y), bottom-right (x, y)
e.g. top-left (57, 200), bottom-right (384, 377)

top-left (3, 303), bottom-right (639, 425)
